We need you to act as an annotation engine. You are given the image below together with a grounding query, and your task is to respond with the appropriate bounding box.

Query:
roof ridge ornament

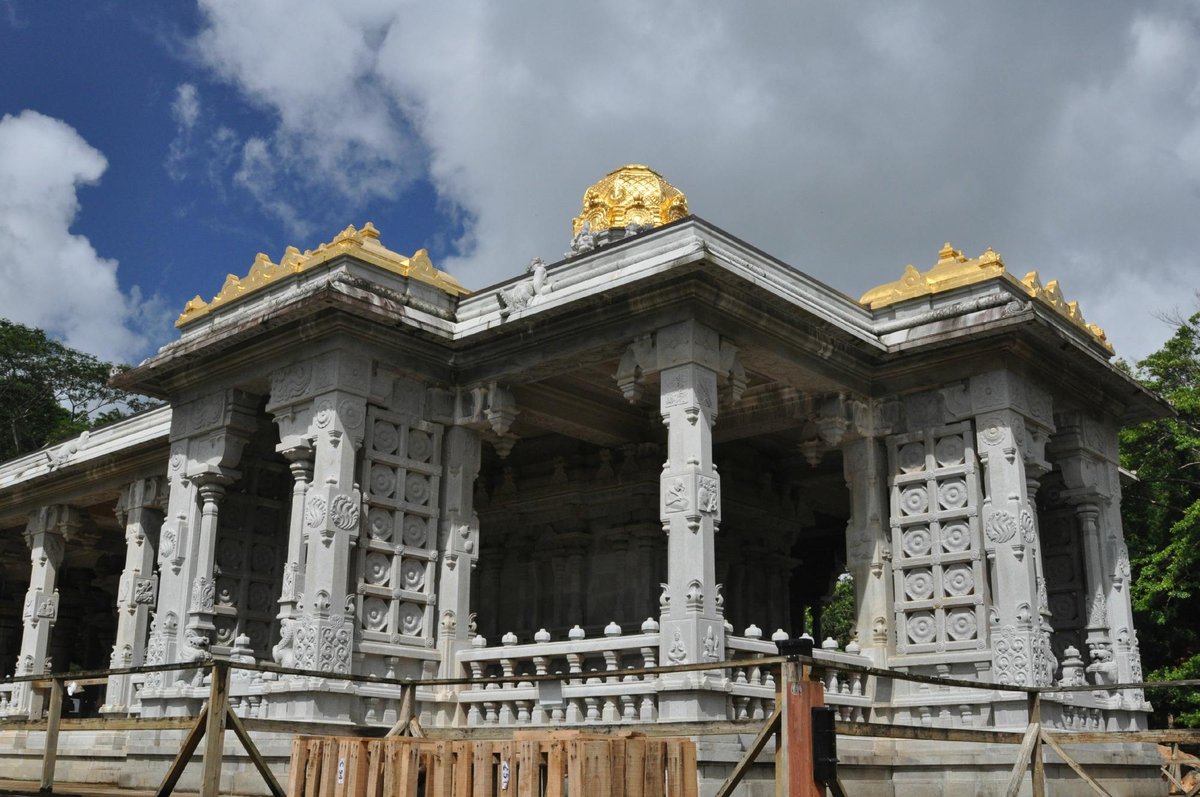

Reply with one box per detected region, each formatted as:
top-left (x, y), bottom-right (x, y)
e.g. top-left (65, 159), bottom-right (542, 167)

top-left (860, 243), bottom-right (1112, 354)
top-left (567, 165), bottom-right (689, 256)
top-left (176, 222), bottom-right (468, 327)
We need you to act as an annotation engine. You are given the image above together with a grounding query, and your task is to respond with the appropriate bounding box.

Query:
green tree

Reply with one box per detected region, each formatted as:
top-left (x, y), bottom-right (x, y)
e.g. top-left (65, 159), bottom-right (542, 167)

top-left (1121, 310), bottom-right (1200, 726)
top-left (0, 318), bottom-right (155, 460)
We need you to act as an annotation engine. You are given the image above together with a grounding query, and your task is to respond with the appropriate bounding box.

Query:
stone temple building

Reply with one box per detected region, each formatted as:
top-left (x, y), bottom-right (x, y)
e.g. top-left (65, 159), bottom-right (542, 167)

top-left (0, 166), bottom-right (1168, 792)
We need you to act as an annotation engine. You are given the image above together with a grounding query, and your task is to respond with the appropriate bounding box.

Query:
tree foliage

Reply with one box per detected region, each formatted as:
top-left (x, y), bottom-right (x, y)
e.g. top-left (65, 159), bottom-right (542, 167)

top-left (1120, 310), bottom-right (1200, 725)
top-left (0, 318), bottom-right (155, 461)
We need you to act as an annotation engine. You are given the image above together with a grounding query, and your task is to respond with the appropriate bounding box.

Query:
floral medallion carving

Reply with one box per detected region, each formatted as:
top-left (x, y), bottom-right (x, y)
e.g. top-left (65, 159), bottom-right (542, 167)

top-left (984, 509), bottom-right (1018, 543)
top-left (304, 495), bottom-right (327, 528)
top-left (330, 494), bottom-right (360, 531)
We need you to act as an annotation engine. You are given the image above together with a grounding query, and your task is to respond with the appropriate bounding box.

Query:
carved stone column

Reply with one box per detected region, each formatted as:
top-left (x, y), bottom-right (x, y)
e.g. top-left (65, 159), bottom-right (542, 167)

top-left (972, 371), bottom-right (1057, 699)
top-left (101, 478), bottom-right (166, 715)
top-left (187, 474), bottom-right (230, 637)
top-left (656, 320), bottom-right (725, 720)
top-left (435, 425), bottom-right (481, 677)
top-left (11, 505), bottom-right (79, 718)
top-left (293, 388), bottom-right (366, 676)
top-left (1051, 411), bottom-right (1146, 722)
top-left (842, 436), bottom-right (892, 664)
top-left (276, 441), bottom-right (314, 623)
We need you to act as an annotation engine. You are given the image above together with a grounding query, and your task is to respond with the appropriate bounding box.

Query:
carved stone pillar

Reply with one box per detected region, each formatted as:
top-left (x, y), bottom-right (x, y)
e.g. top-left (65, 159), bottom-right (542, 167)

top-left (11, 505), bottom-right (79, 718)
top-left (656, 320), bottom-right (725, 720)
top-left (276, 442), bottom-right (314, 622)
top-left (842, 436), bottom-right (892, 664)
top-left (1051, 410), bottom-right (1146, 722)
top-left (294, 388), bottom-right (366, 675)
top-left (972, 373), bottom-right (1056, 695)
top-left (187, 474), bottom-right (230, 637)
top-left (436, 425), bottom-right (481, 677)
top-left (101, 478), bottom-right (166, 715)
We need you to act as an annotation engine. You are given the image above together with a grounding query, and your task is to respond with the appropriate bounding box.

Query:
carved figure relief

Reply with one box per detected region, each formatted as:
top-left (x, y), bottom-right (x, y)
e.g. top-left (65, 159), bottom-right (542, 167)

top-left (190, 576), bottom-right (215, 613)
top-left (702, 626), bottom-right (719, 661)
top-left (667, 631), bottom-right (687, 664)
top-left (664, 479), bottom-right (689, 512)
top-left (697, 477), bottom-right (719, 514)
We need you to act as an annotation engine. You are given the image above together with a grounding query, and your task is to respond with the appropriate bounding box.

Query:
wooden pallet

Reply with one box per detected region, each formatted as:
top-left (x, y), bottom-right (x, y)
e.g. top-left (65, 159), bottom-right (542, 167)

top-left (286, 733), bottom-right (698, 797)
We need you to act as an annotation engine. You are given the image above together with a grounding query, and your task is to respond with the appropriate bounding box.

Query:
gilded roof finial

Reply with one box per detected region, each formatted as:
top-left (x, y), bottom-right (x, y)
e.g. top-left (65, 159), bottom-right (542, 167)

top-left (572, 165), bottom-right (689, 238)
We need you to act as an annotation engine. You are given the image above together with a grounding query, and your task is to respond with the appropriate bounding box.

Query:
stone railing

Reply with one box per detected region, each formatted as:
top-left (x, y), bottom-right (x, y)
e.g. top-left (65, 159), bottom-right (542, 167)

top-left (725, 627), bottom-right (874, 722)
top-left (454, 619), bottom-right (662, 726)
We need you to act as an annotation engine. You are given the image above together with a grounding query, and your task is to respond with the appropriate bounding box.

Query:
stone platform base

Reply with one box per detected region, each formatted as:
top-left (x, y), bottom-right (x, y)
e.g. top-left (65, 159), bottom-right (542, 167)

top-left (0, 728), bottom-right (1167, 796)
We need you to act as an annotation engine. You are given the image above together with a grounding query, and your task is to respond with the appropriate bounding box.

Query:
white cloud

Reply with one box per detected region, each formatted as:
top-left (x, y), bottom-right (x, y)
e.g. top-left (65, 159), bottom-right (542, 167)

top-left (0, 110), bottom-right (152, 363)
top-left (191, 1), bottom-right (1200, 361)
top-left (166, 83), bottom-right (201, 181)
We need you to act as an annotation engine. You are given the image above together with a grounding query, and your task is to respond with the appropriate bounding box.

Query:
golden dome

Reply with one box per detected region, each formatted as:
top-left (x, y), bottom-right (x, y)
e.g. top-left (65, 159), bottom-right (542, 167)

top-left (572, 165), bottom-right (689, 236)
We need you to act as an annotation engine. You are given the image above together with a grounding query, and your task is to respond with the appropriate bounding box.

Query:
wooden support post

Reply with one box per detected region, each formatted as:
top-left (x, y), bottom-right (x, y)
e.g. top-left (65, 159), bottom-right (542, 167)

top-left (1003, 723), bottom-right (1041, 797)
top-left (1029, 692), bottom-right (1045, 797)
top-left (776, 660), bottom-right (825, 797)
top-left (1040, 731), bottom-right (1112, 797)
top-left (385, 684), bottom-right (415, 737)
top-left (200, 661), bottom-right (230, 797)
top-left (226, 700), bottom-right (286, 797)
top-left (715, 706), bottom-right (781, 797)
top-left (154, 705), bottom-right (209, 797)
top-left (39, 677), bottom-right (63, 793)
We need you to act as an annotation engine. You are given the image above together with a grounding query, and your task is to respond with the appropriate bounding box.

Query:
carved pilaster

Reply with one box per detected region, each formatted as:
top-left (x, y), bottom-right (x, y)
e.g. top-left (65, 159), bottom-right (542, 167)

top-left (11, 505), bottom-right (79, 718)
top-left (972, 370), bottom-right (1056, 689)
top-left (101, 477), bottom-right (166, 715)
top-left (436, 425), bottom-right (481, 677)
top-left (842, 436), bottom-right (892, 664)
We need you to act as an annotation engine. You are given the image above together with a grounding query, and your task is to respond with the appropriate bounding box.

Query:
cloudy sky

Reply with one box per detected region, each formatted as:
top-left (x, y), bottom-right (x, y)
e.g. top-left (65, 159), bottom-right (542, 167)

top-left (0, 1), bottom-right (1196, 365)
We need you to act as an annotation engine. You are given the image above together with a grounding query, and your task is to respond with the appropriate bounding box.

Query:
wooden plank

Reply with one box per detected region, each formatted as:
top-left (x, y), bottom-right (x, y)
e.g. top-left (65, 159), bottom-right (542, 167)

top-left (1040, 731), bottom-right (1113, 797)
top-left (364, 740), bottom-right (384, 797)
top-left (679, 741), bottom-right (698, 797)
top-left (545, 740), bottom-right (566, 797)
top-left (399, 741), bottom-right (421, 796)
top-left (584, 740), bottom-right (612, 797)
top-left (153, 705), bottom-right (208, 797)
top-left (1003, 723), bottom-right (1041, 797)
top-left (609, 737), bottom-right (626, 797)
top-left (452, 741), bottom-right (473, 797)
top-left (713, 707), bottom-right (781, 797)
top-left (517, 739), bottom-right (539, 797)
top-left (286, 737), bottom-right (308, 797)
top-left (566, 739), bottom-right (584, 797)
top-left (430, 741), bottom-right (455, 797)
top-left (472, 741), bottom-right (494, 797)
top-left (199, 661), bottom-right (230, 797)
top-left (665, 741), bottom-right (683, 797)
top-left (1048, 729), bottom-right (1200, 745)
top-left (226, 702), bottom-right (286, 797)
top-left (40, 677), bottom-right (63, 792)
top-left (624, 736), bottom-right (647, 797)
top-left (1030, 695), bottom-right (1045, 797)
top-left (320, 739), bottom-right (341, 797)
top-left (643, 740), bottom-right (665, 797)
top-left (834, 719), bottom-right (1023, 744)
top-left (380, 739), bottom-right (398, 797)
top-left (304, 739), bottom-right (324, 797)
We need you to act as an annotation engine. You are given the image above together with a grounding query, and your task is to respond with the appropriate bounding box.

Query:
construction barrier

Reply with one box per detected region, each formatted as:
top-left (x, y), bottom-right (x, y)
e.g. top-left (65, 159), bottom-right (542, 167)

top-left (286, 733), bottom-right (698, 797)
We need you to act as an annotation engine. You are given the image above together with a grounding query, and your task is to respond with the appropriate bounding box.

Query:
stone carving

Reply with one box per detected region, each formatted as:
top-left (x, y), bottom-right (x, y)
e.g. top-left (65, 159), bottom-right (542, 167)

top-left (190, 576), bottom-right (215, 613)
top-left (993, 625), bottom-right (1029, 685)
top-left (1019, 510), bottom-right (1036, 544)
top-left (667, 631), bottom-right (687, 664)
top-left (304, 495), bottom-right (327, 528)
top-left (133, 577), bottom-right (157, 605)
top-left (179, 631), bottom-right (212, 686)
top-left (702, 626), bottom-right (719, 661)
top-left (664, 479), bottom-right (689, 512)
top-left (659, 583), bottom-right (670, 612)
top-left (984, 510), bottom-right (1018, 544)
top-left (45, 430), bottom-right (90, 471)
top-left (697, 477), bottom-right (719, 514)
top-left (685, 580), bottom-right (704, 611)
top-left (329, 494), bottom-right (360, 531)
top-left (338, 399), bottom-right (365, 431)
top-left (271, 361), bottom-right (312, 403)
top-left (314, 400), bottom-right (335, 429)
top-left (294, 613), bottom-right (353, 673)
top-left (497, 258), bottom-right (550, 317)
top-left (1087, 593), bottom-right (1108, 628)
